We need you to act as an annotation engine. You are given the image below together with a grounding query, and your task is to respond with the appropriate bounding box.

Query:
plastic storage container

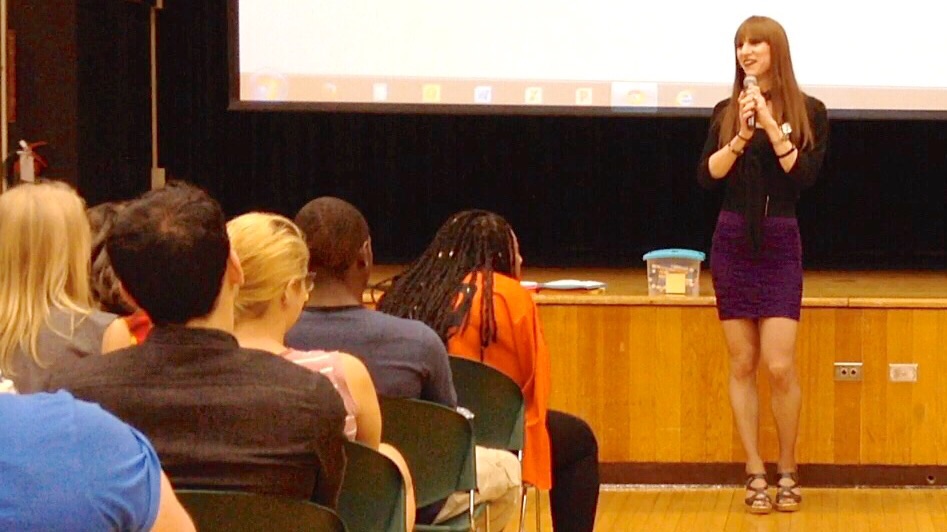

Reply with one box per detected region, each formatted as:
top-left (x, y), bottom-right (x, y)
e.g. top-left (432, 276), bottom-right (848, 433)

top-left (642, 248), bottom-right (706, 296)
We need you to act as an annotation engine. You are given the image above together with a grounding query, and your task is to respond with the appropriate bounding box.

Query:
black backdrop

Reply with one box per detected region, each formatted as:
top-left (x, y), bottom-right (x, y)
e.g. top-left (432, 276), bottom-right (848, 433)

top-left (9, 0), bottom-right (151, 204)
top-left (142, 1), bottom-right (945, 269)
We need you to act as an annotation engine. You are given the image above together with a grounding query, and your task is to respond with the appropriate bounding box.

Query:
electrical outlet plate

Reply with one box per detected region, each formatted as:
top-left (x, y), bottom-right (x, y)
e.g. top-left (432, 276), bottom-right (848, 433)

top-left (834, 362), bottom-right (863, 381)
top-left (889, 363), bottom-right (918, 383)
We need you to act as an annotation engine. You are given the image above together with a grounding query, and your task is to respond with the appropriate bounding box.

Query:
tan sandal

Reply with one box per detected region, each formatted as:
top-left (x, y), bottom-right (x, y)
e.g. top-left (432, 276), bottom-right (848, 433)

top-left (744, 473), bottom-right (772, 514)
top-left (774, 472), bottom-right (802, 512)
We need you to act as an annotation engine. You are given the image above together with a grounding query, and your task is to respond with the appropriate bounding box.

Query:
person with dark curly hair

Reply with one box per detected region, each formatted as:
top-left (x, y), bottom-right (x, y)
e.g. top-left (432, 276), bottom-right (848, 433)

top-left (378, 210), bottom-right (599, 532)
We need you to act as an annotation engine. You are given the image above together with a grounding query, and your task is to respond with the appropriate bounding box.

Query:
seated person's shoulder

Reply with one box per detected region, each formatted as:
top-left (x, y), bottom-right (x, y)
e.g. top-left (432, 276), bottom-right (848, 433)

top-left (0, 391), bottom-right (163, 530)
top-left (89, 309), bottom-right (118, 328)
top-left (491, 271), bottom-right (526, 290)
top-left (235, 345), bottom-right (333, 379)
top-left (46, 346), bottom-right (133, 391)
top-left (490, 272), bottom-right (535, 304)
top-left (369, 309), bottom-right (445, 348)
top-left (53, 308), bottom-right (115, 346)
top-left (235, 346), bottom-right (347, 401)
top-left (64, 392), bottom-right (160, 459)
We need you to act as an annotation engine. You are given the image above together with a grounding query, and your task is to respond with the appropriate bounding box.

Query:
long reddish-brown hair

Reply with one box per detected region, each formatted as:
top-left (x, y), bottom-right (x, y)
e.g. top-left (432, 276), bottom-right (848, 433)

top-left (718, 16), bottom-right (813, 150)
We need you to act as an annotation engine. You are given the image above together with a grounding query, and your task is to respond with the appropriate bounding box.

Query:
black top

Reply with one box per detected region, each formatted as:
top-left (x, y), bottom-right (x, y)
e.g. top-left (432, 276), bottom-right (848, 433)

top-left (45, 325), bottom-right (348, 508)
top-left (697, 95), bottom-right (829, 250)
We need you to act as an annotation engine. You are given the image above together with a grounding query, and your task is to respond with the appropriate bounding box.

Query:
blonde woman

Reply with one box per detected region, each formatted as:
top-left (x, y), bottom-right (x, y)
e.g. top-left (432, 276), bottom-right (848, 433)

top-left (0, 182), bottom-right (114, 393)
top-left (227, 212), bottom-right (415, 528)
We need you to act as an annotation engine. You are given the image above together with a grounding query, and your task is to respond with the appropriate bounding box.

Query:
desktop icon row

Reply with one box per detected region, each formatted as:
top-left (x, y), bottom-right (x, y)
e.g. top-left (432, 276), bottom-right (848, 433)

top-left (368, 83), bottom-right (597, 105)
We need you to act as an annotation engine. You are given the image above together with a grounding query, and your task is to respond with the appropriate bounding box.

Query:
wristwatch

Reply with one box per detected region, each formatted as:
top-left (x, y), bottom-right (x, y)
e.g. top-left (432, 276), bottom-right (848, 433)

top-left (780, 122), bottom-right (792, 142)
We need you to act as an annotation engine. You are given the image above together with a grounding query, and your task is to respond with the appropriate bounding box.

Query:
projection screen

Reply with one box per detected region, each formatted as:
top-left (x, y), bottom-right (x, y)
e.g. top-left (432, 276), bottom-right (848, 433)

top-left (229, 1), bottom-right (947, 118)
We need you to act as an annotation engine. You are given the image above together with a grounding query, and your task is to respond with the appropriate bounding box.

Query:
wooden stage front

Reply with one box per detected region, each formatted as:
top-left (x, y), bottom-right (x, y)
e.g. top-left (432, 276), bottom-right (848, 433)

top-left (371, 267), bottom-right (947, 485)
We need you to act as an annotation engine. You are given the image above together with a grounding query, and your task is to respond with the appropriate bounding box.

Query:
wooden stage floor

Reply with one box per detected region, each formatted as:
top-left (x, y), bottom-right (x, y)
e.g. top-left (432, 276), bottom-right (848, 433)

top-left (524, 487), bottom-right (947, 531)
top-left (370, 267), bottom-right (947, 308)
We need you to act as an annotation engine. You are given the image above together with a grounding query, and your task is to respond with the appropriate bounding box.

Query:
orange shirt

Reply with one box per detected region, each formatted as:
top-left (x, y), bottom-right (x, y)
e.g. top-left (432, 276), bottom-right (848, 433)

top-left (122, 309), bottom-right (153, 345)
top-left (447, 272), bottom-right (552, 489)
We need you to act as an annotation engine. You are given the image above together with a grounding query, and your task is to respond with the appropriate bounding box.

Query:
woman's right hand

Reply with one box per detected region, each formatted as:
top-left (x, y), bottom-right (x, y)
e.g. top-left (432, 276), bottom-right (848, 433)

top-left (738, 90), bottom-right (756, 138)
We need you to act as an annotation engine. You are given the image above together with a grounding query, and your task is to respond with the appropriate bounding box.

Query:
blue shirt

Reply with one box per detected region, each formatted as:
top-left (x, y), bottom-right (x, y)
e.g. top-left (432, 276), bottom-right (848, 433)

top-left (287, 306), bottom-right (457, 407)
top-left (0, 391), bottom-right (161, 531)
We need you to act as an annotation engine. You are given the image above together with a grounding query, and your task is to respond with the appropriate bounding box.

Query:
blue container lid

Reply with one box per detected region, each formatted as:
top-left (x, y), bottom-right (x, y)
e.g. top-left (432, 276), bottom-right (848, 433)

top-left (642, 248), bottom-right (706, 262)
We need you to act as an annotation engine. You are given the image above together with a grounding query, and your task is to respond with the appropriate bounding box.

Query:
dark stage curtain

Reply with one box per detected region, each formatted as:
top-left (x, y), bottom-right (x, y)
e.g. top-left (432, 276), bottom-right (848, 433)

top-left (77, 0), bottom-right (152, 205)
top-left (149, 0), bottom-right (945, 269)
top-left (8, 0), bottom-right (151, 199)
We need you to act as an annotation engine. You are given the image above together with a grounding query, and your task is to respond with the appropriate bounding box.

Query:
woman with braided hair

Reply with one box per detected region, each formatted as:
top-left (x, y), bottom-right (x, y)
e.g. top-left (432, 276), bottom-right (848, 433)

top-left (378, 210), bottom-right (599, 532)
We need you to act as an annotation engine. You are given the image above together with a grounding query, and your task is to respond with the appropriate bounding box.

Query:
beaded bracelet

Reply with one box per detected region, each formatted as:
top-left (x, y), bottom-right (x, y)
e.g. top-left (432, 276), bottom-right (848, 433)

top-left (728, 141), bottom-right (744, 156)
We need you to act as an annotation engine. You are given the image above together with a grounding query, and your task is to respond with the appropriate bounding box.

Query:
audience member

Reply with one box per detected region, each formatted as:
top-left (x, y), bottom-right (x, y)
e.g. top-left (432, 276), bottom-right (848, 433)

top-left (0, 390), bottom-right (194, 531)
top-left (378, 209), bottom-right (600, 532)
top-left (229, 211), bottom-right (380, 444)
top-left (228, 211), bottom-right (415, 529)
top-left (288, 197), bottom-right (520, 529)
top-left (88, 201), bottom-right (135, 315)
top-left (0, 181), bottom-right (114, 393)
top-left (88, 200), bottom-right (156, 353)
top-left (286, 197), bottom-right (456, 405)
top-left (46, 182), bottom-right (348, 507)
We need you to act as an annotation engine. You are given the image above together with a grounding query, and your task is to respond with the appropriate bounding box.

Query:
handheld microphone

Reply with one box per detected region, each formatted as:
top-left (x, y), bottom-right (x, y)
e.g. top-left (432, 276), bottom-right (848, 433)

top-left (743, 75), bottom-right (758, 127)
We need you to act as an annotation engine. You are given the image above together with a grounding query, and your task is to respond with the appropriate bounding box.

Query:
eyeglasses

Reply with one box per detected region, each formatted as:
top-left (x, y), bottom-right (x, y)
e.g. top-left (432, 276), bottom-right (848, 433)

top-left (303, 273), bottom-right (316, 293)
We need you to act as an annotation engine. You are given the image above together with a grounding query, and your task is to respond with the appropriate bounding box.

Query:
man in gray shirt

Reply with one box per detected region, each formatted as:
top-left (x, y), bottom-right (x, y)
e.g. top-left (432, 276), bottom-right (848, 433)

top-left (286, 198), bottom-right (520, 529)
top-left (286, 197), bottom-right (456, 407)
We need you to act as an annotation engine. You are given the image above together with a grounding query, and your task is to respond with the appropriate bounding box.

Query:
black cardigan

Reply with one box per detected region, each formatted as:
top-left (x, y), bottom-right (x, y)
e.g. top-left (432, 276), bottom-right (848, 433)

top-left (697, 95), bottom-right (829, 250)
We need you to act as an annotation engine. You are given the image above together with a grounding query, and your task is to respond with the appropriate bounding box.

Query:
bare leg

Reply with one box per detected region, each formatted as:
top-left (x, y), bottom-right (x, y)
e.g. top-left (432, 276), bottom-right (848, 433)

top-left (378, 443), bottom-right (416, 531)
top-left (722, 319), bottom-right (763, 475)
top-left (758, 317), bottom-right (801, 475)
top-left (759, 317), bottom-right (803, 510)
top-left (721, 318), bottom-right (770, 510)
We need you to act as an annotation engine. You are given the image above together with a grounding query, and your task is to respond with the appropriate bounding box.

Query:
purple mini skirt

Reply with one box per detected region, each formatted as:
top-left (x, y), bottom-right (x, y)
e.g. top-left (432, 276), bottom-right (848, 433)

top-left (710, 211), bottom-right (803, 321)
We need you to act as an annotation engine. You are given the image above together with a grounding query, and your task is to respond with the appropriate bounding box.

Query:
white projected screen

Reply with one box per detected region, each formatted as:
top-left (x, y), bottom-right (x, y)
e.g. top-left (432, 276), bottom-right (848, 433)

top-left (233, 1), bottom-right (947, 116)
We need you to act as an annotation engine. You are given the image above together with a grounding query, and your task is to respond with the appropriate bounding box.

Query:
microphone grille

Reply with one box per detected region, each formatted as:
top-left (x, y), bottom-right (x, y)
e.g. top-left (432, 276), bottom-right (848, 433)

top-left (743, 75), bottom-right (758, 88)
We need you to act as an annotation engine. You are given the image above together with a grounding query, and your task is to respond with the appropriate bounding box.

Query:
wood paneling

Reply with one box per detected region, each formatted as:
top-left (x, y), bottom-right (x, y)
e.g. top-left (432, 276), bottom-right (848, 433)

top-left (367, 267), bottom-right (947, 467)
top-left (368, 267), bottom-right (947, 307)
top-left (540, 303), bottom-right (947, 466)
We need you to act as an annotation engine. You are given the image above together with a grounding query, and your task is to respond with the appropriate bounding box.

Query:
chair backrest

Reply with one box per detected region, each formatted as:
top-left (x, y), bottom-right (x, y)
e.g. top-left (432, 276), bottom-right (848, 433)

top-left (378, 397), bottom-right (477, 509)
top-left (338, 440), bottom-right (407, 532)
top-left (175, 490), bottom-right (345, 532)
top-left (449, 356), bottom-right (525, 452)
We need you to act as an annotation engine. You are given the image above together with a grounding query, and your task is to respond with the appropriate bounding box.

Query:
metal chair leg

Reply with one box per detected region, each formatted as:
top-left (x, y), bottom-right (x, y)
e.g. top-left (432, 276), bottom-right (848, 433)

top-left (469, 490), bottom-right (477, 532)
